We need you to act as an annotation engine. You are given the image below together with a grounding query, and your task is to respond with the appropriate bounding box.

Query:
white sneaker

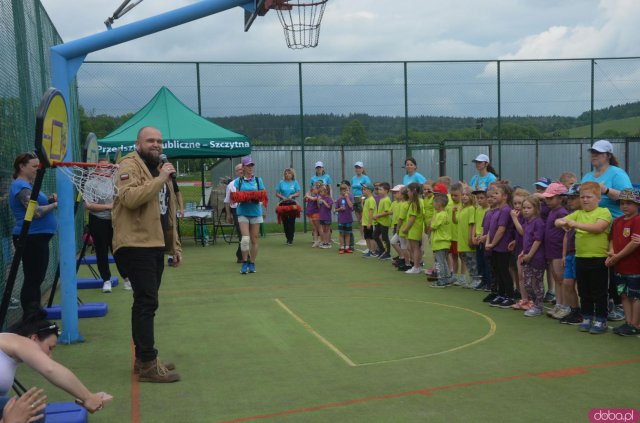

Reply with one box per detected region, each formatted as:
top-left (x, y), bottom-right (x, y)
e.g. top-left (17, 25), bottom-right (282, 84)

top-left (356, 239), bottom-right (367, 246)
top-left (405, 267), bottom-right (422, 274)
top-left (312, 241), bottom-right (319, 248)
top-left (102, 280), bottom-right (112, 293)
top-left (123, 280), bottom-right (132, 291)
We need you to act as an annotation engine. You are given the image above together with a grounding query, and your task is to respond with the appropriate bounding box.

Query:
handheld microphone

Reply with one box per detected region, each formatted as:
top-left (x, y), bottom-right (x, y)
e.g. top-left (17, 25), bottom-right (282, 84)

top-left (159, 154), bottom-right (176, 180)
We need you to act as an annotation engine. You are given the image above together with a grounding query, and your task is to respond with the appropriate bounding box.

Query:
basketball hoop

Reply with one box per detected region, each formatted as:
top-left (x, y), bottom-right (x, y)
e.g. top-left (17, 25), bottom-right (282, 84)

top-left (273, 0), bottom-right (328, 49)
top-left (56, 162), bottom-right (119, 204)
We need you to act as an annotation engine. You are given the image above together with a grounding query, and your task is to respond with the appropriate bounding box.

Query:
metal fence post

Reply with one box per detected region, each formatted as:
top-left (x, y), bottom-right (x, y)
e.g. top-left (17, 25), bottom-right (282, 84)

top-left (404, 62), bottom-right (409, 158)
top-left (298, 62), bottom-right (307, 232)
top-left (497, 60), bottom-right (502, 176)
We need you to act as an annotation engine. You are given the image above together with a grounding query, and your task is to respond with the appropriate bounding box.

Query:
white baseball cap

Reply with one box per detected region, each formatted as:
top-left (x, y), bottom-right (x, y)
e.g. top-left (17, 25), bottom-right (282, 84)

top-left (589, 140), bottom-right (613, 153)
top-left (472, 154), bottom-right (490, 163)
top-left (315, 161), bottom-right (324, 168)
top-left (354, 161), bottom-right (364, 168)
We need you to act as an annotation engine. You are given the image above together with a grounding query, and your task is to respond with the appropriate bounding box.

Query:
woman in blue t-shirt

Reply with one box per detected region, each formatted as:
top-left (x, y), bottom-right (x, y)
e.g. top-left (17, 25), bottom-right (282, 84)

top-left (310, 161), bottom-right (332, 197)
top-left (402, 157), bottom-right (427, 186)
top-left (350, 161), bottom-right (372, 245)
top-left (9, 153), bottom-right (58, 312)
top-left (235, 156), bottom-right (267, 274)
top-left (275, 168), bottom-right (301, 245)
top-left (469, 154), bottom-right (498, 191)
top-left (580, 140), bottom-right (632, 219)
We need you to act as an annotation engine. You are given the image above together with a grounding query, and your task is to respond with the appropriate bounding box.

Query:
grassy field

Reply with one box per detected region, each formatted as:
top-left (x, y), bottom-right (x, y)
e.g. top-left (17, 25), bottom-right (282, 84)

top-left (17, 233), bottom-right (640, 422)
top-left (563, 116), bottom-right (640, 138)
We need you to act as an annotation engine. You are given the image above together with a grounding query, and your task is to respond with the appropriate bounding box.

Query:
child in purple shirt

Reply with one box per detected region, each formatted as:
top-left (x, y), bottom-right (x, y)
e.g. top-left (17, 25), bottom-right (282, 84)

top-left (519, 195), bottom-right (546, 316)
top-left (335, 183), bottom-right (354, 253)
top-left (304, 183), bottom-right (321, 247)
top-left (542, 182), bottom-right (569, 318)
top-left (317, 184), bottom-right (333, 249)
top-left (486, 184), bottom-right (515, 307)
top-left (480, 190), bottom-right (498, 300)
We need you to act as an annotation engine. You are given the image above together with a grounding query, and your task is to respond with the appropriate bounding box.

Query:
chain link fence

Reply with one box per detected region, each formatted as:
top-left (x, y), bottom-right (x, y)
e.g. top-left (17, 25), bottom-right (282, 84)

top-left (1, 0), bottom-right (81, 327)
top-left (78, 59), bottom-right (640, 217)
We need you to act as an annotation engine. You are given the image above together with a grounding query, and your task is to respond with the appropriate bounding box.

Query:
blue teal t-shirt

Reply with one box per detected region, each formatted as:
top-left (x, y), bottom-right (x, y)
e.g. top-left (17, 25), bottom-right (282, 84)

top-left (310, 174), bottom-right (332, 187)
top-left (470, 173), bottom-right (497, 191)
top-left (350, 175), bottom-right (372, 197)
top-left (580, 166), bottom-right (632, 218)
top-left (235, 176), bottom-right (264, 217)
top-left (276, 180), bottom-right (300, 199)
top-left (403, 172), bottom-right (426, 186)
top-left (9, 179), bottom-right (57, 235)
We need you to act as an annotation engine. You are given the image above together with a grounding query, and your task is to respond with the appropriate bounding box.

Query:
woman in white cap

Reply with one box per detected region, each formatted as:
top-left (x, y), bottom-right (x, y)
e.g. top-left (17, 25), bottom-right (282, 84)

top-left (580, 140), bottom-right (632, 219)
top-left (470, 154), bottom-right (498, 191)
top-left (350, 161), bottom-right (372, 245)
top-left (310, 161), bottom-right (332, 197)
top-left (580, 139), bottom-right (633, 322)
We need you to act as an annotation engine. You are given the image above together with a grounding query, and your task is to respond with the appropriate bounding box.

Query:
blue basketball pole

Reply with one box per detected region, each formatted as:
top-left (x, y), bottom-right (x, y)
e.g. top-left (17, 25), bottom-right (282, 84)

top-left (49, 0), bottom-right (253, 343)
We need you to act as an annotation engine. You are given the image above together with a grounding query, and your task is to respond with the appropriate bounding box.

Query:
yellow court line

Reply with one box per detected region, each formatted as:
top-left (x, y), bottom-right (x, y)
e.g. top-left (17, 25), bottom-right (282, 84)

top-left (276, 296), bottom-right (497, 367)
top-left (275, 298), bottom-right (357, 367)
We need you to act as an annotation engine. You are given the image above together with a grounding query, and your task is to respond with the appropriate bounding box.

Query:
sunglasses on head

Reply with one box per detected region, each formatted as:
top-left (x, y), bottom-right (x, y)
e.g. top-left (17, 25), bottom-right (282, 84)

top-left (37, 323), bottom-right (61, 337)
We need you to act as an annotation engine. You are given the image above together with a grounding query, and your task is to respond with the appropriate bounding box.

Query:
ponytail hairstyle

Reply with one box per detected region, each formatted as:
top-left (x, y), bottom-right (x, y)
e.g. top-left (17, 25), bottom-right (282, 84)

top-left (607, 153), bottom-right (620, 167)
top-left (407, 182), bottom-right (422, 211)
top-left (486, 163), bottom-right (499, 178)
top-left (492, 181), bottom-right (514, 208)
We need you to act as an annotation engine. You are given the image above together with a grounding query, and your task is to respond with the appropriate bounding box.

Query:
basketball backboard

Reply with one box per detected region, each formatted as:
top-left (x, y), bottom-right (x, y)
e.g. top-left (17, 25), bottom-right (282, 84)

top-left (243, 0), bottom-right (268, 32)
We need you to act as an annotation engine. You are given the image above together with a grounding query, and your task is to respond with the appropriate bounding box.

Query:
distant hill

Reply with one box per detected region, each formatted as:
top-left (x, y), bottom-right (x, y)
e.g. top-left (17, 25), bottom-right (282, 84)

top-left (564, 116), bottom-right (640, 138)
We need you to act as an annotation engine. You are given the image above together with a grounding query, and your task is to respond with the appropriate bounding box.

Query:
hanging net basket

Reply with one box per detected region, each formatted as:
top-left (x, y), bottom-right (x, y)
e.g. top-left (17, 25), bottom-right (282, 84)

top-left (273, 0), bottom-right (328, 49)
top-left (56, 162), bottom-right (119, 204)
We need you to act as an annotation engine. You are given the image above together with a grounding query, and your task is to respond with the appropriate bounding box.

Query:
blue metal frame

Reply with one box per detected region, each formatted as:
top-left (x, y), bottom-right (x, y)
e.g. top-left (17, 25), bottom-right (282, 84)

top-left (50, 0), bottom-right (251, 343)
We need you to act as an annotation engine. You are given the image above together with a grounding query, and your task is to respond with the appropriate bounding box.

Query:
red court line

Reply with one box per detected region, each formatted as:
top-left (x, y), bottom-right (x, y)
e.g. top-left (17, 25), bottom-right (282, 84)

top-left (219, 357), bottom-right (640, 423)
top-left (131, 342), bottom-right (140, 423)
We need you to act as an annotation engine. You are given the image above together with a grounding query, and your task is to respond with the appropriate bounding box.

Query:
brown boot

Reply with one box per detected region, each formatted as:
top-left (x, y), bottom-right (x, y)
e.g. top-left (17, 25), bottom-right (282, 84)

top-left (133, 358), bottom-right (176, 375)
top-left (137, 359), bottom-right (181, 383)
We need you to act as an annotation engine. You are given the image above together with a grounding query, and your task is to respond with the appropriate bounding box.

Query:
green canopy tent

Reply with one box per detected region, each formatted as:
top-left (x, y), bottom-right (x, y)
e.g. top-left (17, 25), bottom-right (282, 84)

top-left (98, 86), bottom-right (251, 203)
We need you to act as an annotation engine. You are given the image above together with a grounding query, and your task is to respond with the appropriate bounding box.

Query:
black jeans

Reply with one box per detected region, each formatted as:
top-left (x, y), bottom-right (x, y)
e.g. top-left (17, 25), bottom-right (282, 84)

top-left (576, 257), bottom-right (608, 319)
top-left (282, 217), bottom-right (296, 243)
top-left (491, 251), bottom-right (513, 298)
top-left (88, 214), bottom-right (127, 281)
top-left (13, 234), bottom-right (52, 311)
top-left (373, 224), bottom-right (390, 254)
top-left (115, 247), bottom-right (165, 362)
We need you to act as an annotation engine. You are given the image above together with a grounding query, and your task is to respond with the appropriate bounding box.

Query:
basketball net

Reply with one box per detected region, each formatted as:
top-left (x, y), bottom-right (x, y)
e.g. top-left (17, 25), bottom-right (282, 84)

top-left (273, 0), bottom-right (328, 49)
top-left (56, 162), bottom-right (119, 204)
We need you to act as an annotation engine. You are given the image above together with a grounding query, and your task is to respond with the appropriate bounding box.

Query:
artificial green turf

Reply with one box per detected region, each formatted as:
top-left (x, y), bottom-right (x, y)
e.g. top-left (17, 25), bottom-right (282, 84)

top-left (15, 233), bottom-right (640, 422)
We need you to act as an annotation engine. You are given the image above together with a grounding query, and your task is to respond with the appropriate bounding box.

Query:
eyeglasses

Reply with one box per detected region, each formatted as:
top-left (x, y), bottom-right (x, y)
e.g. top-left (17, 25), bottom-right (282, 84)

top-left (37, 323), bottom-right (61, 337)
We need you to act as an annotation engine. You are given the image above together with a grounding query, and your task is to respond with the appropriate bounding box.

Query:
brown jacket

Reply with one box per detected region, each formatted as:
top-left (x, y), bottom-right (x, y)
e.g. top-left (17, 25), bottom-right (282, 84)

top-left (112, 151), bottom-right (181, 255)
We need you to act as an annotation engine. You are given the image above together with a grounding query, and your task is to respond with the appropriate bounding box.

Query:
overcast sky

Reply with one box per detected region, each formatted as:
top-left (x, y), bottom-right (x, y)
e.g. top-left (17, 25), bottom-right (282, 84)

top-left (40, 0), bottom-right (640, 62)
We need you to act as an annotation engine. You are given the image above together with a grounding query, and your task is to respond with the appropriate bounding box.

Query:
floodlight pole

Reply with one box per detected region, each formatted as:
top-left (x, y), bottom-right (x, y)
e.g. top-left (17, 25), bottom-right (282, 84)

top-left (49, 0), bottom-right (252, 343)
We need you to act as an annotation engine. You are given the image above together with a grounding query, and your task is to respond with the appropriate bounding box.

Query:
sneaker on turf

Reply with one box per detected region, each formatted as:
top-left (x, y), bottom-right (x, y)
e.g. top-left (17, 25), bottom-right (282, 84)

top-left (248, 262), bottom-right (256, 273)
top-left (520, 300), bottom-right (535, 311)
top-left (511, 299), bottom-right (527, 310)
top-left (613, 323), bottom-right (631, 335)
top-left (430, 279), bottom-right (450, 288)
top-left (356, 239), bottom-right (367, 246)
top-left (589, 317), bottom-right (608, 334)
top-left (339, 248), bottom-right (345, 254)
top-left (345, 248), bottom-right (353, 254)
top-left (240, 262), bottom-right (249, 274)
top-left (524, 306), bottom-right (543, 317)
top-left (377, 252), bottom-right (391, 260)
top-left (123, 279), bottom-right (133, 291)
top-left (618, 325), bottom-right (640, 337)
top-left (398, 264), bottom-right (413, 271)
top-left (489, 296), bottom-right (505, 306)
top-left (312, 241), bottom-right (319, 248)
top-left (543, 291), bottom-right (556, 303)
top-left (553, 305), bottom-right (572, 320)
top-left (362, 251), bottom-right (374, 258)
top-left (578, 315), bottom-right (593, 332)
top-left (482, 293), bottom-right (498, 303)
top-left (405, 267), bottom-right (422, 274)
top-left (497, 298), bottom-right (516, 309)
top-left (102, 280), bottom-right (112, 293)
top-left (607, 304), bottom-right (625, 321)
top-left (546, 304), bottom-right (560, 318)
top-left (560, 310), bottom-right (583, 325)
